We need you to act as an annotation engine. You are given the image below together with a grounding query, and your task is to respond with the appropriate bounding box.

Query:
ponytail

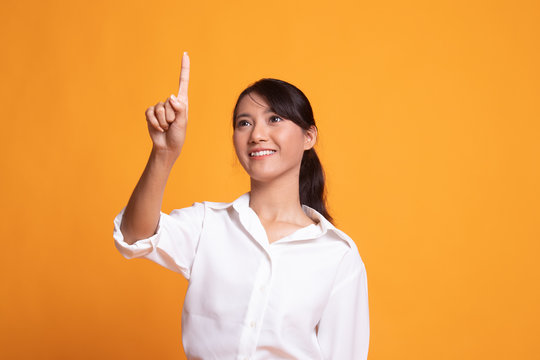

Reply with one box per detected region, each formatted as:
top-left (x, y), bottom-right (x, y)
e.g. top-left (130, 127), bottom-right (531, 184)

top-left (300, 148), bottom-right (333, 224)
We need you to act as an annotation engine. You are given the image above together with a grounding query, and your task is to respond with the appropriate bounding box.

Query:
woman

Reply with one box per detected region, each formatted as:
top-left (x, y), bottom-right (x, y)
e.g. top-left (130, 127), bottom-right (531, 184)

top-left (113, 52), bottom-right (370, 359)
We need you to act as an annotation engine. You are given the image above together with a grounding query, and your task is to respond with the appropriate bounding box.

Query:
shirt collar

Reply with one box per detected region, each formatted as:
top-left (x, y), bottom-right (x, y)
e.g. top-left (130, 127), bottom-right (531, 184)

top-left (205, 192), bottom-right (353, 247)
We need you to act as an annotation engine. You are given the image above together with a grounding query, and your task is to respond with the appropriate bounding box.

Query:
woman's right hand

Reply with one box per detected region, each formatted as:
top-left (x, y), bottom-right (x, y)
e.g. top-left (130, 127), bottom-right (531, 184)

top-left (146, 51), bottom-right (190, 157)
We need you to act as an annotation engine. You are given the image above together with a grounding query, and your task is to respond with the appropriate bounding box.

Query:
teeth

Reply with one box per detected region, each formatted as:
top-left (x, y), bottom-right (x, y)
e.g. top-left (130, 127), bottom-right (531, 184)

top-left (250, 150), bottom-right (276, 157)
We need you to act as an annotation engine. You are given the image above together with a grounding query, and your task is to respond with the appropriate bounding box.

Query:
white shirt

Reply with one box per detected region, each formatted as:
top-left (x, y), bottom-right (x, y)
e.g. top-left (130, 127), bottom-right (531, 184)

top-left (113, 192), bottom-right (370, 360)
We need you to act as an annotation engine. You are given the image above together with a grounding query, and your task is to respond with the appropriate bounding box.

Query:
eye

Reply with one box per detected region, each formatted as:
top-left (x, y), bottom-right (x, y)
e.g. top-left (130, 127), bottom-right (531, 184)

top-left (270, 115), bottom-right (283, 123)
top-left (236, 119), bottom-right (251, 127)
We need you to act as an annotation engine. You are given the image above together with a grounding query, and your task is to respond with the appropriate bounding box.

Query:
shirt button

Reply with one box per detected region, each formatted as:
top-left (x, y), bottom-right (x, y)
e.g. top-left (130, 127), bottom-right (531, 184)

top-left (250, 321), bottom-right (256, 328)
top-left (259, 285), bottom-right (266, 292)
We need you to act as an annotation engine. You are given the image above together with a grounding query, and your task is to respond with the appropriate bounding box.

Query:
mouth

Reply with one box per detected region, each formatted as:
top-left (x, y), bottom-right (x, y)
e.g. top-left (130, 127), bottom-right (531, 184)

top-left (249, 150), bottom-right (277, 158)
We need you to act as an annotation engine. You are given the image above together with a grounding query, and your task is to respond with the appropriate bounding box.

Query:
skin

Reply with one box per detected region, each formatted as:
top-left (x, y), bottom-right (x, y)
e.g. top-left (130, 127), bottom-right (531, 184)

top-left (233, 92), bottom-right (319, 243)
top-left (120, 52), bottom-right (318, 245)
top-left (120, 52), bottom-right (190, 245)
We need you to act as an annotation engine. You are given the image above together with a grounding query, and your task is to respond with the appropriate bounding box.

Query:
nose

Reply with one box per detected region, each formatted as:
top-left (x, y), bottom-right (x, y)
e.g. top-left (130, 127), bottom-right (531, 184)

top-left (249, 121), bottom-right (268, 143)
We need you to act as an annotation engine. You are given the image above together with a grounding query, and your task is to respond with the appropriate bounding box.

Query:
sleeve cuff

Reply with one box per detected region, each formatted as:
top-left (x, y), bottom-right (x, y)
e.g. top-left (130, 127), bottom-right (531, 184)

top-left (112, 206), bottom-right (164, 259)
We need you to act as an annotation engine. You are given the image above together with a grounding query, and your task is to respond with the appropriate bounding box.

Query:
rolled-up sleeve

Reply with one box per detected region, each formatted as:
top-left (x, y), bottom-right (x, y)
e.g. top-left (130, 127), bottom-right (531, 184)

top-left (112, 202), bottom-right (205, 280)
top-left (316, 248), bottom-right (370, 360)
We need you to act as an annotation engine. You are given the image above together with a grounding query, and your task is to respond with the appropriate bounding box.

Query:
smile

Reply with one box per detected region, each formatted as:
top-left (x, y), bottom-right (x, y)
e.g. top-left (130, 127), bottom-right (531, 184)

top-left (249, 150), bottom-right (276, 157)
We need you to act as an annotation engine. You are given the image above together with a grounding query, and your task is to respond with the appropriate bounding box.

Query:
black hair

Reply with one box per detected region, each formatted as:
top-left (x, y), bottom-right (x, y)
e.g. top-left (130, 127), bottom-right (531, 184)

top-left (231, 78), bottom-right (333, 224)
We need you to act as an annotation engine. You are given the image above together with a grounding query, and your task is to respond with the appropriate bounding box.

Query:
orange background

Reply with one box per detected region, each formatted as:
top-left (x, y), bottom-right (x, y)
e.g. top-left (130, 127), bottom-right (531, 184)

top-left (1, 0), bottom-right (539, 359)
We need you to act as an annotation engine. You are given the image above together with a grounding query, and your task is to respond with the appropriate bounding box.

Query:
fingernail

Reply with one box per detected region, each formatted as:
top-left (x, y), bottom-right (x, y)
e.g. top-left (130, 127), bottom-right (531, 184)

top-left (171, 94), bottom-right (177, 101)
top-left (184, 51), bottom-right (188, 56)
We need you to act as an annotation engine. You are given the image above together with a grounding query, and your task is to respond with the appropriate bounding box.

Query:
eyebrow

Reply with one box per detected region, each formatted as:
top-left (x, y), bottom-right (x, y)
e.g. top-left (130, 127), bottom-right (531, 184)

top-left (235, 109), bottom-right (275, 120)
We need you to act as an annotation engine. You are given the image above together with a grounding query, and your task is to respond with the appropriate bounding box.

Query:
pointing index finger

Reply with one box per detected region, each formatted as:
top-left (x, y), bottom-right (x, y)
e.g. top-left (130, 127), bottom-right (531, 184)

top-left (177, 51), bottom-right (190, 102)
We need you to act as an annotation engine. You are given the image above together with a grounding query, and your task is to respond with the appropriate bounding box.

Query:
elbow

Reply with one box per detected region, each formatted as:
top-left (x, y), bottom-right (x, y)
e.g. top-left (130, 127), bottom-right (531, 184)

top-left (119, 220), bottom-right (147, 246)
top-left (119, 218), bottom-right (160, 246)
top-left (120, 221), bottom-right (137, 245)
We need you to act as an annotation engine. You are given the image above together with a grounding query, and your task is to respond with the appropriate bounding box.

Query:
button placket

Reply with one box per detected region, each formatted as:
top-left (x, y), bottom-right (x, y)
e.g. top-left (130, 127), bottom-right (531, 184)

top-left (237, 255), bottom-right (272, 356)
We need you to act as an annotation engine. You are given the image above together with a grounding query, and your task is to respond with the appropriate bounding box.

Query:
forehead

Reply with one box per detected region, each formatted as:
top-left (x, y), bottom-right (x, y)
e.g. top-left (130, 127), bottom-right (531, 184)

top-left (237, 92), bottom-right (270, 112)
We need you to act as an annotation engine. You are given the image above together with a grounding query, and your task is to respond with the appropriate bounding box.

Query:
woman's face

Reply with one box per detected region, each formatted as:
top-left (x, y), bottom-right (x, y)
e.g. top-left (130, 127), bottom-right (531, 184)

top-left (233, 92), bottom-right (316, 183)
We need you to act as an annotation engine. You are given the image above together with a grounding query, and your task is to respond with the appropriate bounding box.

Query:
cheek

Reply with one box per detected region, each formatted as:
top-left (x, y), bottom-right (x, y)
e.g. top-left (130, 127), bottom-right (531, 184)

top-left (279, 130), bottom-right (306, 154)
top-left (232, 133), bottom-right (242, 151)
top-left (233, 133), bottom-right (248, 162)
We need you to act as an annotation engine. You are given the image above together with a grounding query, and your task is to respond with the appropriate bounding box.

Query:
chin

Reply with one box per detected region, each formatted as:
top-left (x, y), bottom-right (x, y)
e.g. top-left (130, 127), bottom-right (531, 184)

top-left (247, 172), bottom-right (278, 183)
top-left (247, 167), bottom-right (299, 184)
top-left (239, 158), bottom-right (300, 184)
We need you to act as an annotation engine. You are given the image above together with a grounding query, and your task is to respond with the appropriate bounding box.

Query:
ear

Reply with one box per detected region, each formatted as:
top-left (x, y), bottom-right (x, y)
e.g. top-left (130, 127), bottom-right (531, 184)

top-left (303, 125), bottom-right (317, 150)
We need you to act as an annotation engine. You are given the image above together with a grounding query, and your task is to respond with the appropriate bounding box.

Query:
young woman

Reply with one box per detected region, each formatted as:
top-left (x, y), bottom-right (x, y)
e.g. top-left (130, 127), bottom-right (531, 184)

top-left (113, 52), bottom-right (370, 359)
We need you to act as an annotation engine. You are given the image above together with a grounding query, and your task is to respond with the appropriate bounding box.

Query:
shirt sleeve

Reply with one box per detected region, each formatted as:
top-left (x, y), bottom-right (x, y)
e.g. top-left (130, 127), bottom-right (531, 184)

top-left (112, 202), bottom-right (205, 280)
top-left (316, 247), bottom-right (370, 360)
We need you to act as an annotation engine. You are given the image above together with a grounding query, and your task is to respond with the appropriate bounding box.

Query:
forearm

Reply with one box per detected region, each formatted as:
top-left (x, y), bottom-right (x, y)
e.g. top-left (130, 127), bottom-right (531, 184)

top-left (120, 147), bottom-right (179, 245)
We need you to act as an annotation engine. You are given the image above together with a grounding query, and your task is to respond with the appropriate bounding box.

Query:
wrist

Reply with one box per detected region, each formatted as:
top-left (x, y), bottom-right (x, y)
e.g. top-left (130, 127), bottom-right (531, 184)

top-left (150, 147), bottom-right (180, 168)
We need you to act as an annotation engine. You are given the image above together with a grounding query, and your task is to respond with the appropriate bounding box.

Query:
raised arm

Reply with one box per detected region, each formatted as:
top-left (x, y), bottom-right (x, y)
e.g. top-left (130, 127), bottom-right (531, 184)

top-left (120, 52), bottom-right (191, 245)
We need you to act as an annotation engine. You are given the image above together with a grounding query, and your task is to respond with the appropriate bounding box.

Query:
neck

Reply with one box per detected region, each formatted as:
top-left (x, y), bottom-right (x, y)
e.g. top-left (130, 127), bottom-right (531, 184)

top-left (249, 173), bottom-right (308, 223)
